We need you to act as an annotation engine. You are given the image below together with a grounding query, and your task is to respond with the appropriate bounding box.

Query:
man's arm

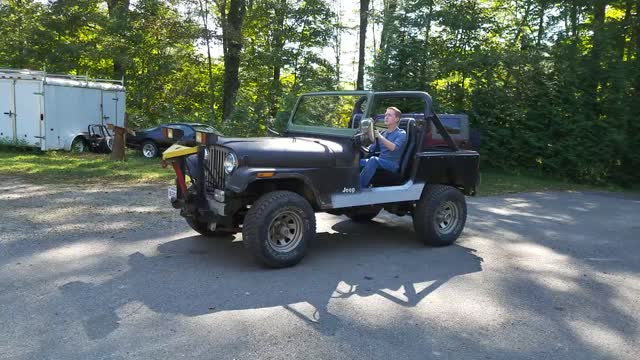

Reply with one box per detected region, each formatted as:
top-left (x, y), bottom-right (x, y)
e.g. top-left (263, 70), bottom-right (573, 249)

top-left (376, 130), bottom-right (406, 152)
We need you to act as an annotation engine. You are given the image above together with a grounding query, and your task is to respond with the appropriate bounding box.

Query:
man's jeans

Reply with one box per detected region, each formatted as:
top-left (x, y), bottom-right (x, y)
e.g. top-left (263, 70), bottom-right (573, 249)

top-left (359, 157), bottom-right (398, 189)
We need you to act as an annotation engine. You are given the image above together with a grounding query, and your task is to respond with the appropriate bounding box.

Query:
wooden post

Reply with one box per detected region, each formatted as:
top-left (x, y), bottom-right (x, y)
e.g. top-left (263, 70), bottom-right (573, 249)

top-left (110, 126), bottom-right (126, 161)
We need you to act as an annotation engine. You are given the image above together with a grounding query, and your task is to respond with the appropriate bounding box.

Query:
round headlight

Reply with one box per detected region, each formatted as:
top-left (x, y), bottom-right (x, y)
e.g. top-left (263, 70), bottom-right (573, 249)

top-left (223, 152), bottom-right (238, 174)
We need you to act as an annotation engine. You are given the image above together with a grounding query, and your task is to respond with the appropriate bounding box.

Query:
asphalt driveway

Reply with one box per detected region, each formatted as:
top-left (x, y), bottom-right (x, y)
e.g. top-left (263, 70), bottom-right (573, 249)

top-left (1, 178), bottom-right (638, 359)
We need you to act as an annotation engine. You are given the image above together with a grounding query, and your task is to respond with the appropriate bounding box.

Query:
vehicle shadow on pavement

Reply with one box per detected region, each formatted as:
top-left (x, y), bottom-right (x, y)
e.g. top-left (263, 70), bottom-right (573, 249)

top-left (58, 218), bottom-right (483, 340)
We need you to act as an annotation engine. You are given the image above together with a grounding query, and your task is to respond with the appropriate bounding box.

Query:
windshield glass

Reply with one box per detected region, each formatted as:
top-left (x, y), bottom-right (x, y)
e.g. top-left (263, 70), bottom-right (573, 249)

top-left (192, 124), bottom-right (222, 135)
top-left (291, 94), bottom-right (368, 128)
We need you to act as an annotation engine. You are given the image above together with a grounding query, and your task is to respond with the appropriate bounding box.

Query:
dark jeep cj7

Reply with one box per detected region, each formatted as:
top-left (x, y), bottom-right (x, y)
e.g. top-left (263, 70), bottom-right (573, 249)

top-left (161, 91), bottom-right (480, 268)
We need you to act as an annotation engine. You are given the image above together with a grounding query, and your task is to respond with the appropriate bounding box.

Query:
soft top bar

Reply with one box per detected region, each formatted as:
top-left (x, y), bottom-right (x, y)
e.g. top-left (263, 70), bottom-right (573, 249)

top-left (291, 90), bottom-right (460, 151)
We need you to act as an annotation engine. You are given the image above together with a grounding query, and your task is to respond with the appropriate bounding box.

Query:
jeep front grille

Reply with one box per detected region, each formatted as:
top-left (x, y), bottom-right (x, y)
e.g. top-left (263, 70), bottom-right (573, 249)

top-left (204, 145), bottom-right (228, 192)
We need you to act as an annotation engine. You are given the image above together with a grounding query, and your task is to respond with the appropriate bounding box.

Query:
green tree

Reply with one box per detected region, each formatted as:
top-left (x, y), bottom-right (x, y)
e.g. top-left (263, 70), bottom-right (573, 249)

top-left (356, 0), bottom-right (370, 89)
top-left (0, 0), bottom-right (49, 69)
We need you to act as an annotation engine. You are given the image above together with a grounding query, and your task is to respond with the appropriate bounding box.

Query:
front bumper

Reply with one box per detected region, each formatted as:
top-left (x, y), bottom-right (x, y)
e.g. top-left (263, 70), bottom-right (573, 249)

top-left (207, 198), bottom-right (226, 216)
top-left (165, 145), bottom-right (241, 228)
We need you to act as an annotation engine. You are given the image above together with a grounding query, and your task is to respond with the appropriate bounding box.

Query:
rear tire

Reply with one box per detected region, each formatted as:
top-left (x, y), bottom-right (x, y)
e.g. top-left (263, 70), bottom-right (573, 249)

top-left (70, 137), bottom-right (86, 153)
top-left (141, 141), bottom-right (158, 158)
top-left (413, 185), bottom-right (467, 246)
top-left (243, 191), bottom-right (316, 268)
top-left (185, 218), bottom-right (235, 237)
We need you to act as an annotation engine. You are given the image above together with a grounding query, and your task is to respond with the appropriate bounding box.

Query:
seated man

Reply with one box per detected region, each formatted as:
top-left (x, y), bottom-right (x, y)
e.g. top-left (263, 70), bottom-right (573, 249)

top-left (359, 107), bottom-right (407, 188)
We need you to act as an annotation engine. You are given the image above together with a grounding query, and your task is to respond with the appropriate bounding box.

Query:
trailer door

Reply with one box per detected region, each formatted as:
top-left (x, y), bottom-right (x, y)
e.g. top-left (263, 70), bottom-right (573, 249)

top-left (0, 79), bottom-right (15, 141)
top-left (45, 84), bottom-right (102, 150)
top-left (14, 80), bottom-right (42, 147)
top-left (102, 90), bottom-right (122, 127)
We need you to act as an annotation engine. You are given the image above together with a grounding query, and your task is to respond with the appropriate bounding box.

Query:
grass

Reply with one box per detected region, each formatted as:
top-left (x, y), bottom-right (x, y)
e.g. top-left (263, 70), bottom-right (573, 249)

top-left (0, 149), bottom-right (635, 196)
top-left (0, 149), bottom-right (175, 185)
top-left (477, 167), bottom-right (635, 196)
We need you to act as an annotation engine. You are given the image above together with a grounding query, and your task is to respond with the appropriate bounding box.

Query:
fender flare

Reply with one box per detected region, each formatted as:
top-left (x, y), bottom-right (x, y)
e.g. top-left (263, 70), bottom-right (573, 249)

top-left (227, 168), bottom-right (322, 207)
top-left (65, 133), bottom-right (90, 151)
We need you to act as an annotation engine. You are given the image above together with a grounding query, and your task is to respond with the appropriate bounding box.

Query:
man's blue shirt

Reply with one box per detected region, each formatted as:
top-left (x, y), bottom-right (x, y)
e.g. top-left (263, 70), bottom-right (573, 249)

top-left (368, 127), bottom-right (407, 166)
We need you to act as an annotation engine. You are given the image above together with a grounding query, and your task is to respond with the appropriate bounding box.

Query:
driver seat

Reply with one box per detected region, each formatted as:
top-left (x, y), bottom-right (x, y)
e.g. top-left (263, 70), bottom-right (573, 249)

top-left (370, 118), bottom-right (418, 186)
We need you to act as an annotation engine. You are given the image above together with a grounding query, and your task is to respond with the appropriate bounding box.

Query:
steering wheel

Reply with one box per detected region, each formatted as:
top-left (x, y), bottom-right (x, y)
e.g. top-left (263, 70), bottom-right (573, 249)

top-left (358, 118), bottom-right (376, 146)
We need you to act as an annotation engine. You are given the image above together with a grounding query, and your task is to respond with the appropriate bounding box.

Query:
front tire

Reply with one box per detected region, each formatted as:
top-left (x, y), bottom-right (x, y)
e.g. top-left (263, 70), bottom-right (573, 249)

top-left (413, 185), bottom-right (467, 246)
top-left (243, 191), bottom-right (316, 268)
top-left (104, 138), bottom-right (114, 153)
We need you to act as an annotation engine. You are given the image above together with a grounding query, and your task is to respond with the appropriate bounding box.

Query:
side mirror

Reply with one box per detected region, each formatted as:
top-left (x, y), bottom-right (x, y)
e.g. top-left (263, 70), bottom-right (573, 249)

top-left (266, 118), bottom-right (281, 137)
top-left (358, 118), bottom-right (376, 146)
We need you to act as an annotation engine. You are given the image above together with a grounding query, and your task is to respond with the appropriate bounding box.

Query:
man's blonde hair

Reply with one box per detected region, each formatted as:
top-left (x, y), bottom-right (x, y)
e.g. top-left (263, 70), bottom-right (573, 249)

top-left (386, 107), bottom-right (401, 119)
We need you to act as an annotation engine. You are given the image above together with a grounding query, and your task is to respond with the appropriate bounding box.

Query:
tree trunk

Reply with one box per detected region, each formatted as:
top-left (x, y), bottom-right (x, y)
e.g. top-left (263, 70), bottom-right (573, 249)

top-left (636, 0), bottom-right (640, 56)
top-left (636, 0), bottom-right (640, 54)
top-left (198, 0), bottom-right (216, 122)
top-left (357, 0), bottom-right (370, 90)
top-left (105, 0), bottom-right (130, 80)
top-left (570, 1), bottom-right (579, 44)
top-left (512, 0), bottom-right (532, 47)
top-left (221, 0), bottom-right (246, 122)
top-left (423, 1), bottom-right (433, 48)
top-left (270, 64), bottom-right (281, 118)
top-left (421, 1), bottom-right (434, 87)
top-left (379, 0), bottom-right (397, 54)
top-left (590, 0), bottom-right (607, 117)
top-left (634, 0), bottom-right (640, 96)
top-left (620, 0), bottom-right (631, 61)
top-left (371, 0), bottom-right (377, 59)
top-left (536, 1), bottom-right (546, 47)
top-left (333, 0), bottom-right (342, 85)
top-left (592, 0), bottom-right (607, 60)
top-left (270, 0), bottom-right (286, 117)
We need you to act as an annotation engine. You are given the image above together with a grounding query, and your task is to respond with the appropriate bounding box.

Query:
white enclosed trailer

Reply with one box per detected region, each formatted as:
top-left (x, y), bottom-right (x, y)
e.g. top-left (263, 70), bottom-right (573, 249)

top-left (0, 69), bottom-right (125, 150)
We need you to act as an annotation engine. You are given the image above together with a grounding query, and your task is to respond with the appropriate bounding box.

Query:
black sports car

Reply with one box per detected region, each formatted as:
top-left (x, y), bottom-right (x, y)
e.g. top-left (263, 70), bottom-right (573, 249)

top-left (127, 123), bottom-right (222, 158)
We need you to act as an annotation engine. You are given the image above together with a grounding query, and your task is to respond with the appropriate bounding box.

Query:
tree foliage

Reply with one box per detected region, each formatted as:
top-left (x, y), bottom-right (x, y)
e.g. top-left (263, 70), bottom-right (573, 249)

top-left (371, 0), bottom-right (640, 186)
top-left (0, 0), bottom-right (638, 185)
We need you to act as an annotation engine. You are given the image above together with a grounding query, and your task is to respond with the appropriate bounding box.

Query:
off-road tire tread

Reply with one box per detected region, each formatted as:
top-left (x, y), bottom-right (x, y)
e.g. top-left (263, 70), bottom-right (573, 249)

top-left (243, 191), bottom-right (315, 268)
top-left (414, 185), bottom-right (467, 246)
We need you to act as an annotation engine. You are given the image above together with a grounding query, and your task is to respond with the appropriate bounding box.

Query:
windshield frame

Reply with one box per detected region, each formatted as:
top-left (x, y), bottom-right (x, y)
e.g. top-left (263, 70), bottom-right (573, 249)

top-left (287, 91), bottom-right (373, 137)
top-left (286, 91), bottom-right (435, 137)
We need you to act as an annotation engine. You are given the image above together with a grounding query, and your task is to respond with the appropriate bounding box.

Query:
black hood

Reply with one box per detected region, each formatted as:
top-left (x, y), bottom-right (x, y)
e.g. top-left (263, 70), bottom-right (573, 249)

top-left (216, 136), bottom-right (352, 168)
